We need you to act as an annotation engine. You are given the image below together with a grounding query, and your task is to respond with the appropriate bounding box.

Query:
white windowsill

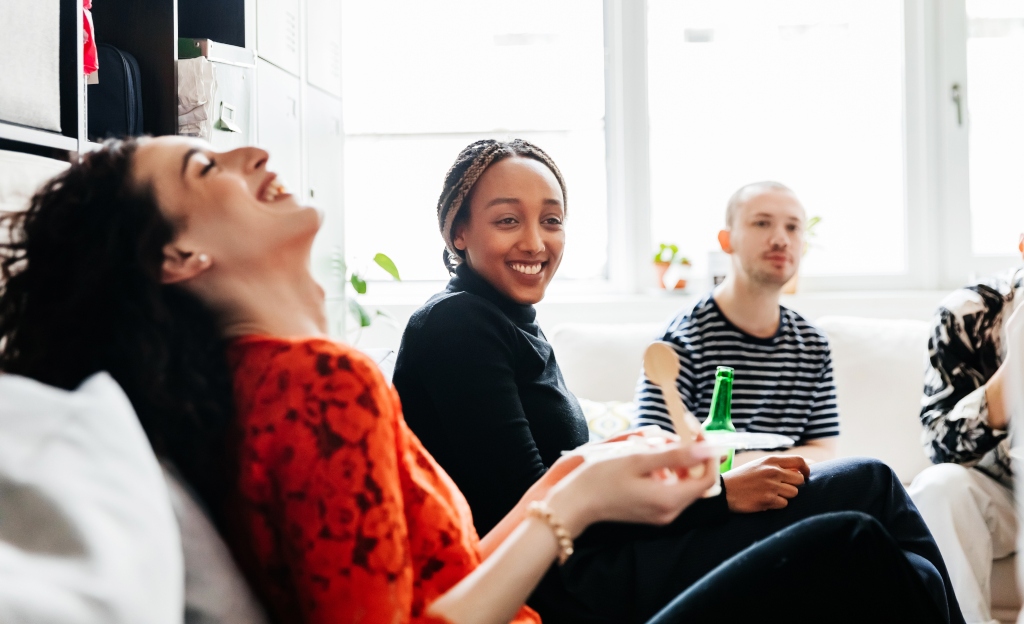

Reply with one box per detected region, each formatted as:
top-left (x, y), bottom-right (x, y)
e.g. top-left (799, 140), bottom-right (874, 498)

top-left (346, 286), bottom-right (950, 352)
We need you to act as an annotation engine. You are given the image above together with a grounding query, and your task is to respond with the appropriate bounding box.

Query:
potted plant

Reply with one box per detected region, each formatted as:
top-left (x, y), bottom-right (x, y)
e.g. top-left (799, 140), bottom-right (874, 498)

top-left (653, 243), bottom-right (692, 290)
top-left (782, 215), bottom-right (821, 294)
top-left (331, 252), bottom-right (402, 339)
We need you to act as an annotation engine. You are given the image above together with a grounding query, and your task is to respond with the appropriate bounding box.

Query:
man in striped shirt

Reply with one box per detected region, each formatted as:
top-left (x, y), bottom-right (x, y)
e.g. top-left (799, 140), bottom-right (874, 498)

top-left (634, 181), bottom-right (839, 512)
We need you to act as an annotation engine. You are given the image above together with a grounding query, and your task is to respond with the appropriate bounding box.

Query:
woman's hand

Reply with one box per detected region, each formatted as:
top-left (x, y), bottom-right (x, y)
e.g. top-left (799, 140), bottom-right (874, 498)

top-left (545, 442), bottom-right (719, 536)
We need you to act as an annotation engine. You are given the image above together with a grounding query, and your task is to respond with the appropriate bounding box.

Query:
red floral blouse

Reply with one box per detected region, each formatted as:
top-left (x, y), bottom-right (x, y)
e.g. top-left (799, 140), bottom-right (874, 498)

top-left (225, 335), bottom-right (540, 624)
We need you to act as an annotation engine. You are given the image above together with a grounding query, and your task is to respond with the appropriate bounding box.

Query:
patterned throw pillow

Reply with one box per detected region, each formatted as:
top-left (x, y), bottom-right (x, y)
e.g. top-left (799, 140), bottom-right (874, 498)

top-left (577, 398), bottom-right (635, 441)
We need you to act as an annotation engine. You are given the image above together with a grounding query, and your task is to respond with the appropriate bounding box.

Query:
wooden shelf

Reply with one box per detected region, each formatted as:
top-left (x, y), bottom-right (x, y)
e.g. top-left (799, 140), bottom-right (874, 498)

top-left (0, 121), bottom-right (78, 152)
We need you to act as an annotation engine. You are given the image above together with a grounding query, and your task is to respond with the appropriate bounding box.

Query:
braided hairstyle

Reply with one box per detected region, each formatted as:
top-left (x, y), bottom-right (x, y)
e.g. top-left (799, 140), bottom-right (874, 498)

top-left (0, 139), bottom-right (234, 518)
top-left (437, 139), bottom-right (567, 273)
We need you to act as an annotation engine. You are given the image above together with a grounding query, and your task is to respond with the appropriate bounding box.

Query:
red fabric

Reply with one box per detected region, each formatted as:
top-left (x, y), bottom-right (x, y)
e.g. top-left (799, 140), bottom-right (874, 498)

top-left (224, 335), bottom-right (540, 624)
top-left (83, 0), bottom-right (97, 75)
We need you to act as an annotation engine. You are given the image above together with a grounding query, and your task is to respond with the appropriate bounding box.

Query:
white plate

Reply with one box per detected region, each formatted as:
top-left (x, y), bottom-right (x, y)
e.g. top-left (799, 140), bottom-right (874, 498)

top-left (702, 431), bottom-right (795, 451)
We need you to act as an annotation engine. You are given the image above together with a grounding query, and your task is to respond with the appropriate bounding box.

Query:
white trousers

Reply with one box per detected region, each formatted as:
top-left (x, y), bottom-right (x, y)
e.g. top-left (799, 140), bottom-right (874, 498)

top-left (908, 464), bottom-right (1018, 624)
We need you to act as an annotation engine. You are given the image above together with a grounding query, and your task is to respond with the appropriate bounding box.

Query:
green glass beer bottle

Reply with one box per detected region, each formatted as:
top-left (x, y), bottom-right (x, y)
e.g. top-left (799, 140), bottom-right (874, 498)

top-left (702, 366), bottom-right (736, 472)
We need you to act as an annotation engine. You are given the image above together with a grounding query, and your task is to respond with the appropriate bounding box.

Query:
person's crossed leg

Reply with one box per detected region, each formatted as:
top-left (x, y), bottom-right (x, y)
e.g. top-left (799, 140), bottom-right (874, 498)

top-left (566, 457), bottom-right (964, 624)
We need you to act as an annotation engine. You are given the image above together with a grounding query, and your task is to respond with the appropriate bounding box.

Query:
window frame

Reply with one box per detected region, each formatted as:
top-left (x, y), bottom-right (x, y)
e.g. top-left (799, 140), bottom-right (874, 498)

top-left (341, 0), bottom-right (1011, 297)
top-left (934, 0), bottom-right (1022, 286)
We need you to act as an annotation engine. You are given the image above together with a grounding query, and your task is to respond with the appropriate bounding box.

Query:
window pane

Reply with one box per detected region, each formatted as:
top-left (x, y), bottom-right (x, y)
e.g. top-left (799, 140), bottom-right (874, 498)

top-left (967, 0), bottom-right (1024, 255)
top-left (341, 1), bottom-right (607, 281)
top-left (648, 0), bottom-right (906, 279)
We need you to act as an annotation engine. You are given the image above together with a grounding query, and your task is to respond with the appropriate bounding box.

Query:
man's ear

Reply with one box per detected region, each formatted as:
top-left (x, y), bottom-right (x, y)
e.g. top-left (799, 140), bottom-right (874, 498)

top-left (160, 243), bottom-right (211, 284)
top-left (718, 229), bottom-right (733, 254)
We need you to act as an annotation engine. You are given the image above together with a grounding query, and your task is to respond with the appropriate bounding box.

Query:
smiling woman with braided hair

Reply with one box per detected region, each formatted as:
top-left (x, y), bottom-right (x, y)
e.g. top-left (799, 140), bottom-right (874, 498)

top-left (393, 138), bottom-right (965, 624)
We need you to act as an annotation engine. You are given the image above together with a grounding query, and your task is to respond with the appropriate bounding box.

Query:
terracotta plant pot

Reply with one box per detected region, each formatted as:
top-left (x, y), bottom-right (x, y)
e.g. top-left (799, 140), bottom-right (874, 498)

top-left (654, 261), bottom-right (689, 290)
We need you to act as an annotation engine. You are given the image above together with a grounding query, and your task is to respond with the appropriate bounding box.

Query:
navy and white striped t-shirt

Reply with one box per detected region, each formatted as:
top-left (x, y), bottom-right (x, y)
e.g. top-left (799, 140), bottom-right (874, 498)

top-left (633, 294), bottom-right (839, 443)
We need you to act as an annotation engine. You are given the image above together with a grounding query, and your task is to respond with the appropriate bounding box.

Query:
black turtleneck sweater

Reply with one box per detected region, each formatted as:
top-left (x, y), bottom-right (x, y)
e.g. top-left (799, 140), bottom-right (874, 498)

top-left (394, 264), bottom-right (590, 534)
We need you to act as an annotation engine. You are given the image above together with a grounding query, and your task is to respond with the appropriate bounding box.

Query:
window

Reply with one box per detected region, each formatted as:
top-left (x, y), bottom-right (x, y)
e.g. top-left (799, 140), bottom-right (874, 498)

top-left (646, 0), bottom-right (907, 280)
top-left (936, 0), bottom-right (1024, 284)
top-left (341, 0), bottom-right (607, 282)
top-left (337, 1), bottom-right (1022, 295)
top-left (965, 0), bottom-right (1024, 255)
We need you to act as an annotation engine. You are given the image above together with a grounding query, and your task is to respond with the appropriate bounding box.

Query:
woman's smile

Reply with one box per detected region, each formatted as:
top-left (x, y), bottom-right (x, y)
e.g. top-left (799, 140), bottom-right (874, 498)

top-left (257, 173), bottom-right (291, 203)
top-left (508, 260), bottom-right (545, 277)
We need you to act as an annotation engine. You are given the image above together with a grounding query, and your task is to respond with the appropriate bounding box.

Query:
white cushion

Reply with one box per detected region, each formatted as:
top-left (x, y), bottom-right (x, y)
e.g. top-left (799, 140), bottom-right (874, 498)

top-left (0, 372), bottom-right (184, 624)
top-left (815, 316), bottom-right (935, 484)
top-left (549, 322), bottom-right (662, 403)
top-left (577, 398), bottom-right (634, 441)
top-left (0, 150), bottom-right (68, 214)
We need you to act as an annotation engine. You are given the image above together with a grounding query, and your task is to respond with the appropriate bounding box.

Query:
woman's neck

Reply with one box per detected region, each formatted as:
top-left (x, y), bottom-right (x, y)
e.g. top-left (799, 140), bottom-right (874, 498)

top-left (199, 262), bottom-right (328, 340)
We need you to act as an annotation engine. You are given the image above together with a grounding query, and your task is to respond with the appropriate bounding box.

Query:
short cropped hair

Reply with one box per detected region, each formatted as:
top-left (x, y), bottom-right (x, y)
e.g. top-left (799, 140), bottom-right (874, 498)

top-left (725, 181), bottom-right (797, 228)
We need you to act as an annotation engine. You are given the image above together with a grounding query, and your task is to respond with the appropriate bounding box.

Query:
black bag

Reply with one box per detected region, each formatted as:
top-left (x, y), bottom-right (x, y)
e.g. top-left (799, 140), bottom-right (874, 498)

top-left (88, 44), bottom-right (144, 140)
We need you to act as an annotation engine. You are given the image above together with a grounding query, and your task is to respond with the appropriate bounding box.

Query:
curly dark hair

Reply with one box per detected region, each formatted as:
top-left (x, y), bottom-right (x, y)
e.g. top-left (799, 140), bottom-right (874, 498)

top-left (0, 139), bottom-right (234, 516)
top-left (436, 138), bottom-right (567, 273)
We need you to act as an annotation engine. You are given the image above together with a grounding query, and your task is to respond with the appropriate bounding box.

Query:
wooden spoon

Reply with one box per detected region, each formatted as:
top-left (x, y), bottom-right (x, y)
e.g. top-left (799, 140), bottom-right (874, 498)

top-left (643, 341), bottom-right (708, 480)
top-left (643, 341), bottom-right (702, 438)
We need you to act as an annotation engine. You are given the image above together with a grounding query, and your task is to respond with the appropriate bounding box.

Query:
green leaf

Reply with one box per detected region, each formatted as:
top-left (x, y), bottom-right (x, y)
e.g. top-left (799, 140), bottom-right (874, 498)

top-left (350, 273), bottom-right (367, 294)
top-left (654, 243), bottom-right (682, 264)
top-left (348, 299), bottom-right (372, 327)
top-left (806, 216), bottom-right (822, 237)
top-left (373, 253), bottom-right (401, 281)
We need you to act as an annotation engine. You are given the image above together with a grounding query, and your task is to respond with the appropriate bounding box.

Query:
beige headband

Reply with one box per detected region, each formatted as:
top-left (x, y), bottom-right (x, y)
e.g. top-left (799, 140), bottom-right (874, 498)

top-left (438, 146), bottom-right (505, 267)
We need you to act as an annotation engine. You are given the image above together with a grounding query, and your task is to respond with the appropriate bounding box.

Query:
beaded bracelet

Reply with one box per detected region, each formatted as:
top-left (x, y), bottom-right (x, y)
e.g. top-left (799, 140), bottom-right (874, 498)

top-left (527, 501), bottom-right (575, 565)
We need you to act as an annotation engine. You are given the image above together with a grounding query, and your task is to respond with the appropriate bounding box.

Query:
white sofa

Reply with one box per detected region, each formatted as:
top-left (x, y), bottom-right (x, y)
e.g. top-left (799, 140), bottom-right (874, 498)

top-left (549, 315), bottom-right (1021, 623)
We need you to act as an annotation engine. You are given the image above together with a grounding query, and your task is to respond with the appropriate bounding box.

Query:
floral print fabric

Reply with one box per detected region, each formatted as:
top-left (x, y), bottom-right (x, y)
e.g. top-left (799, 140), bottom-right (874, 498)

top-left (921, 267), bottom-right (1024, 488)
top-left (224, 335), bottom-right (539, 624)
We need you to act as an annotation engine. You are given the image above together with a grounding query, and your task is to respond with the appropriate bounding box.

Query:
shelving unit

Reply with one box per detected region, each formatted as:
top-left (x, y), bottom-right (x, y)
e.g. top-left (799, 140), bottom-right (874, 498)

top-left (2, 0), bottom-right (345, 320)
top-left (0, 122), bottom-right (78, 152)
top-left (0, 0), bottom-right (85, 157)
top-left (1, 0), bottom-right (257, 152)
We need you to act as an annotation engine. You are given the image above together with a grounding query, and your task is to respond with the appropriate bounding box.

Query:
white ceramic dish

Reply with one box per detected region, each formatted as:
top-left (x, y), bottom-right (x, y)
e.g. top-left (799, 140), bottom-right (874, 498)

top-left (701, 431), bottom-right (795, 451)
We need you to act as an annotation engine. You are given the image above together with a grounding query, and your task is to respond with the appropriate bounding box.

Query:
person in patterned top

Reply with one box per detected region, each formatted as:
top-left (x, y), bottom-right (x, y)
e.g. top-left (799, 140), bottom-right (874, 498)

top-left (908, 261), bottom-right (1024, 624)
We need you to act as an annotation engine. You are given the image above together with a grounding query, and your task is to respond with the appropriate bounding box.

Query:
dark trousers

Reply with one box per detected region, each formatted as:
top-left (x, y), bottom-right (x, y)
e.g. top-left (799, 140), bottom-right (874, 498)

top-left (647, 511), bottom-right (943, 623)
top-left (532, 457), bottom-right (965, 624)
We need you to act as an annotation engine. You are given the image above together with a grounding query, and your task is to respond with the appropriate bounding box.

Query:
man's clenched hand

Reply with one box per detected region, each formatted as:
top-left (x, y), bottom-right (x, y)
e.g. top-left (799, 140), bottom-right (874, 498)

top-left (723, 455), bottom-right (810, 513)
